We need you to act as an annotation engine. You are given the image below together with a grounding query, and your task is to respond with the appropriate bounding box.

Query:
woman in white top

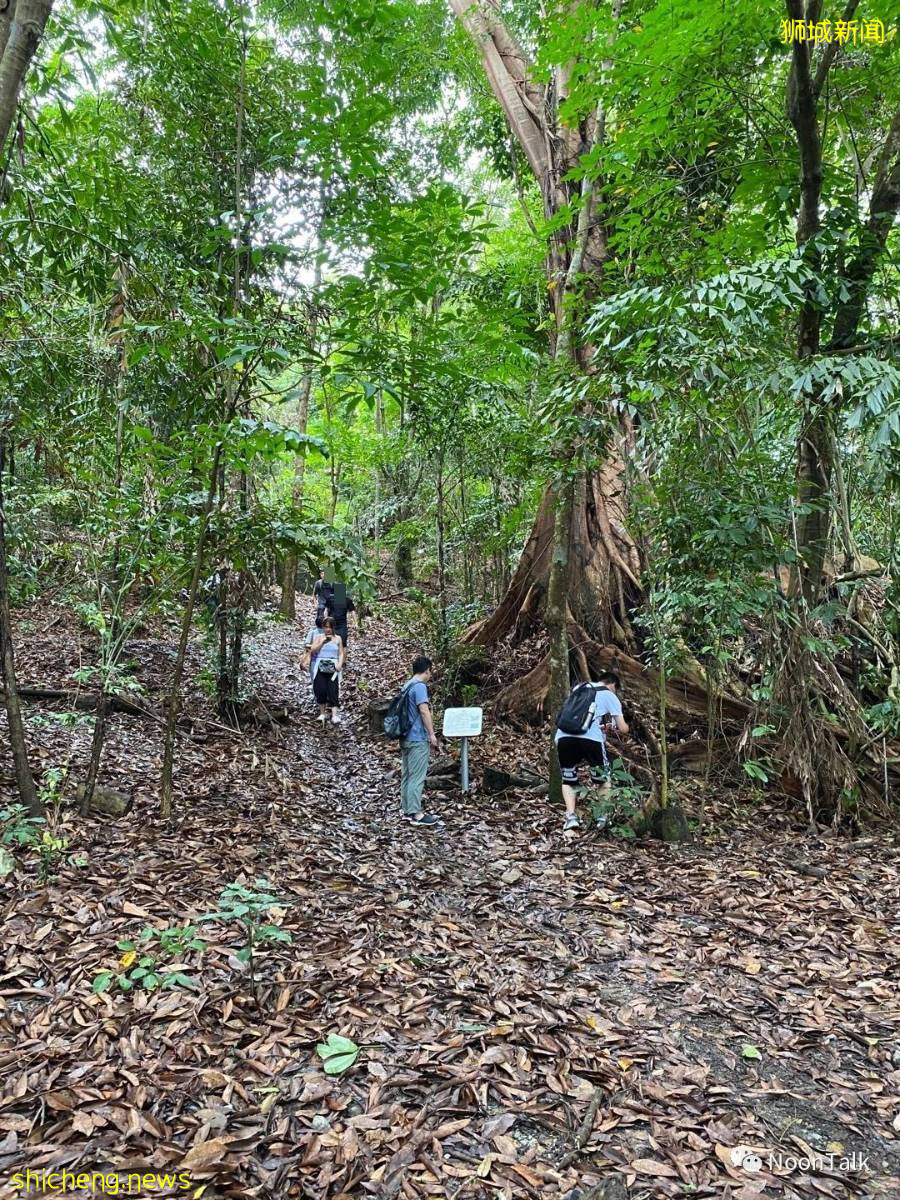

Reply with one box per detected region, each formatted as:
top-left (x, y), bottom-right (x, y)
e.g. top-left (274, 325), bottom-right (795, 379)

top-left (309, 617), bottom-right (345, 724)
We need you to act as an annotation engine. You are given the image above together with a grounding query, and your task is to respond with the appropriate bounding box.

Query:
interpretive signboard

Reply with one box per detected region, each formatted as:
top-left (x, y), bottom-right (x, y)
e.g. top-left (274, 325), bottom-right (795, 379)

top-left (441, 707), bottom-right (483, 792)
top-left (442, 707), bottom-right (483, 738)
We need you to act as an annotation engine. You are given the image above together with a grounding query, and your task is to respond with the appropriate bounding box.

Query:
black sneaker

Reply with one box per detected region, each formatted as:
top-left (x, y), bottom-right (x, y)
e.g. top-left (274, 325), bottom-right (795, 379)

top-left (406, 812), bottom-right (441, 827)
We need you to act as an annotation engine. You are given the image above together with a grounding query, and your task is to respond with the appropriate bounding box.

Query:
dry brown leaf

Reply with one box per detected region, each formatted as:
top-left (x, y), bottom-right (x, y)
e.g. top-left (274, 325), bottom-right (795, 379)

top-left (71, 1111), bottom-right (95, 1135)
top-left (179, 1136), bottom-right (230, 1173)
top-left (629, 1158), bottom-right (678, 1177)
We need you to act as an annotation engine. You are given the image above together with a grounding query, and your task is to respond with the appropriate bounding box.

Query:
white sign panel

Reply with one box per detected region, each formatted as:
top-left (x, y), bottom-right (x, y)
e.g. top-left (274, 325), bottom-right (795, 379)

top-left (442, 707), bottom-right (483, 738)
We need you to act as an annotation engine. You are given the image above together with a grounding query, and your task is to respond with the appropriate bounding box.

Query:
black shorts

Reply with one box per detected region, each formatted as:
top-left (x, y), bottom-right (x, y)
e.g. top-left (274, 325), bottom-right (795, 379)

top-left (332, 621), bottom-right (349, 647)
top-left (556, 736), bottom-right (609, 785)
top-left (313, 670), bottom-right (340, 705)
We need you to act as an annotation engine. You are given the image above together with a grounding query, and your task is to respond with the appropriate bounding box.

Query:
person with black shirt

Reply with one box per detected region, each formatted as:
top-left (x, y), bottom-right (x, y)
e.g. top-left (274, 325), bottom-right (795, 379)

top-left (325, 582), bottom-right (355, 649)
top-left (313, 569), bottom-right (333, 619)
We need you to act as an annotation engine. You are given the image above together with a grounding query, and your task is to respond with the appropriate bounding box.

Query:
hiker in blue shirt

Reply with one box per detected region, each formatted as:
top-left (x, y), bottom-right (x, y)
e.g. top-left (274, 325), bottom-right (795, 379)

top-left (555, 672), bottom-right (629, 831)
top-left (400, 655), bottom-right (441, 827)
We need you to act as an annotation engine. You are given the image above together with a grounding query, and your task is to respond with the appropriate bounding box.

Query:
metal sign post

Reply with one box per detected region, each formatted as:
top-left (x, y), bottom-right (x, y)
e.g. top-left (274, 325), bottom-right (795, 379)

top-left (441, 707), bottom-right (483, 794)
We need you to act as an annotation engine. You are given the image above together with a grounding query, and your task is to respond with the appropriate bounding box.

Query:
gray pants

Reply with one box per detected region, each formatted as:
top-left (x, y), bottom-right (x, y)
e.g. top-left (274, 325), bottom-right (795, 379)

top-left (401, 741), bottom-right (431, 815)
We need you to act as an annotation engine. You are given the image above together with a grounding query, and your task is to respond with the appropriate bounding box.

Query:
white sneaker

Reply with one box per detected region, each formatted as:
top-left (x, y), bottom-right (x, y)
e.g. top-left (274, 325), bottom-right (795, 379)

top-left (331, 713), bottom-right (341, 724)
top-left (564, 813), bottom-right (581, 831)
top-left (317, 712), bottom-right (326, 723)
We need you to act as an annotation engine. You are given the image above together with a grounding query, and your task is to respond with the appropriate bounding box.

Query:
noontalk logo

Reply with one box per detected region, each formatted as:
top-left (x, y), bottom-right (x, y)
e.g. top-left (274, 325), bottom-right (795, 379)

top-left (730, 1146), bottom-right (763, 1172)
top-left (729, 1146), bottom-right (870, 1175)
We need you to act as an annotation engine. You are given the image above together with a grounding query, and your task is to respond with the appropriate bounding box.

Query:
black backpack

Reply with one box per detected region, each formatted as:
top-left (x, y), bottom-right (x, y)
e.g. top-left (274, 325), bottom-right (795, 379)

top-left (383, 682), bottom-right (415, 739)
top-left (556, 683), bottom-right (607, 736)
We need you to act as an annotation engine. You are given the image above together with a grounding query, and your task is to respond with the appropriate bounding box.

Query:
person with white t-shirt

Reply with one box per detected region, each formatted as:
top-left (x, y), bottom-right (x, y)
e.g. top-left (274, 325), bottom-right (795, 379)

top-left (554, 671), bottom-right (629, 831)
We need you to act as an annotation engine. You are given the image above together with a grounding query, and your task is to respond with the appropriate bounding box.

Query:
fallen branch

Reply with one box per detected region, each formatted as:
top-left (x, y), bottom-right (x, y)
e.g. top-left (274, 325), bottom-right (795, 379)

top-left (2, 687), bottom-right (244, 740)
top-left (557, 1084), bottom-right (605, 1169)
top-left (4, 686), bottom-right (147, 714)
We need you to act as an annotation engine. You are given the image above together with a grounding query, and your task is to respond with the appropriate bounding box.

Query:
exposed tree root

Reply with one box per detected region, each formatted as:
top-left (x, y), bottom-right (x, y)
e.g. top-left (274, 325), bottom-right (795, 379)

top-left (492, 625), bottom-right (751, 733)
top-left (494, 654), bottom-right (550, 723)
top-left (462, 490), bottom-right (556, 647)
top-left (771, 619), bottom-right (894, 825)
top-left (463, 460), bottom-right (642, 651)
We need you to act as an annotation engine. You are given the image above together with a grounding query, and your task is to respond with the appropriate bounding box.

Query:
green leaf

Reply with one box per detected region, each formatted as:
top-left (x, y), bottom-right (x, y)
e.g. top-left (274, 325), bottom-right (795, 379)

top-left (92, 971), bottom-right (114, 994)
top-left (741, 1043), bottom-right (762, 1060)
top-left (161, 972), bottom-right (197, 990)
top-left (316, 1034), bottom-right (360, 1075)
top-left (742, 761), bottom-right (769, 783)
top-left (0, 847), bottom-right (15, 877)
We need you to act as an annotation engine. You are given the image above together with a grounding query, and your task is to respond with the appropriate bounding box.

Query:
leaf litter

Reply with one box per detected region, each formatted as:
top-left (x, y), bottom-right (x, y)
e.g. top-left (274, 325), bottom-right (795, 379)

top-left (0, 605), bottom-right (898, 1197)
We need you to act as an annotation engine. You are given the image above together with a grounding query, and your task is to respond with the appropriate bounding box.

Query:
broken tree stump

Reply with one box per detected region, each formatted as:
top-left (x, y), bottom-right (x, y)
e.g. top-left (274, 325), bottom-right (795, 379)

top-left (367, 698), bottom-right (392, 736)
top-left (645, 803), bottom-right (692, 843)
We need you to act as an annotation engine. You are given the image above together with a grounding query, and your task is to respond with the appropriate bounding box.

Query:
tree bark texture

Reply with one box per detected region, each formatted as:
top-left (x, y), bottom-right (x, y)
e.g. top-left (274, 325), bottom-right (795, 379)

top-left (0, 0), bottom-right (54, 157)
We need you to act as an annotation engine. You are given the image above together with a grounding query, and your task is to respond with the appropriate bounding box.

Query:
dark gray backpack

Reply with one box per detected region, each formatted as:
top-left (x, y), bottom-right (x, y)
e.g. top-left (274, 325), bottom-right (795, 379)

top-left (383, 682), bottom-right (414, 739)
top-left (555, 683), bottom-right (606, 735)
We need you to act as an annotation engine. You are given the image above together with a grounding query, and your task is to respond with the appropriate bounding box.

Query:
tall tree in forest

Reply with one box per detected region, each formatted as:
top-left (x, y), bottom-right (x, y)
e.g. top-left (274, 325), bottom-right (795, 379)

top-left (279, 213), bottom-right (324, 619)
top-left (775, 0), bottom-right (900, 815)
top-left (784, 0), bottom-right (900, 604)
top-left (0, 0), bottom-right (54, 816)
top-left (0, 425), bottom-right (39, 814)
top-left (451, 0), bottom-right (641, 732)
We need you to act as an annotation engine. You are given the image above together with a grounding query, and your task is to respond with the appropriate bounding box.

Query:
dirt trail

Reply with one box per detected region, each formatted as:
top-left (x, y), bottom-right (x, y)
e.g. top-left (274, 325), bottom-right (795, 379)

top-left (1, 609), bottom-right (899, 1198)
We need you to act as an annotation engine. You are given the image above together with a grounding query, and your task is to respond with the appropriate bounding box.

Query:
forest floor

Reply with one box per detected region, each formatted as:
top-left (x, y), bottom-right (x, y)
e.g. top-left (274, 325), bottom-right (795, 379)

top-left (1, 602), bottom-right (899, 1200)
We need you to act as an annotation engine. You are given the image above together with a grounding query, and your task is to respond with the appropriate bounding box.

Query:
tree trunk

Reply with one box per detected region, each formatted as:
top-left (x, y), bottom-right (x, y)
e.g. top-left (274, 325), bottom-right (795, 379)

top-left (785, 0), bottom-right (827, 605)
top-left (215, 568), bottom-right (230, 715)
top-left (373, 385), bottom-right (384, 570)
top-left (0, 431), bottom-right (39, 814)
top-left (793, 408), bottom-right (833, 605)
top-left (395, 535), bottom-right (414, 587)
top-left (328, 459), bottom-right (340, 523)
top-left (546, 479), bottom-right (575, 806)
top-left (80, 697), bottom-right (108, 815)
top-left (81, 259), bottom-right (130, 816)
top-left (160, 19), bottom-right (246, 816)
top-left (159, 443), bottom-right (227, 818)
top-left (773, 4), bottom-right (899, 821)
top-left (451, 0), bottom-right (642, 691)
top-left (280, 560), bottom-right (299, 623)
top-left (436, 450), bottom-right (448, 646)
top-left (279, 239), bottom-right (323, 619)
top-left (463, 456), bottom-right (641, 660)
top-left (657, 651), bottom-right (668, 810)
top-left (223, 473), bottom-right (248, 725)
top-left (0, 0), bottom-right (54, 157)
